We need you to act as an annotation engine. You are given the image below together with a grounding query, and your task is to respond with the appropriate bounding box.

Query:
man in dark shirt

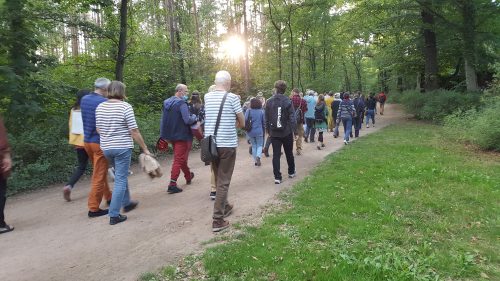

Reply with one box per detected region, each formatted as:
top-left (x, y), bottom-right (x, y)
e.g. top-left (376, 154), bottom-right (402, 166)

top-left (290, 88), bottom-right (307, 155)
top-left (0, 117), bottom-right (13, 234)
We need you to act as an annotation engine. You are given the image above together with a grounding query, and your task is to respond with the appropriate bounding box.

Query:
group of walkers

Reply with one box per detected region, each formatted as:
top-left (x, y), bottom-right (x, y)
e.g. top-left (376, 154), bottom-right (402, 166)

top-left (0, 70), bottom-right (387, 234)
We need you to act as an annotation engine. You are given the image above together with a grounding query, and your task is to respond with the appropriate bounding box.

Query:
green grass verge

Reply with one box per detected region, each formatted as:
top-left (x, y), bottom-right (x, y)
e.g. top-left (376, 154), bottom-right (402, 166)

top-left (144, 122), bottom-right (500, 281)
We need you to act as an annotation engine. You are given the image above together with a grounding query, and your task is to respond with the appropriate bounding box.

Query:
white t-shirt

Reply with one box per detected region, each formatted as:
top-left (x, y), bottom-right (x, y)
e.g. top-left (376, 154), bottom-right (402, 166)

top-left (96, 101), bottom-right (138, 151)
top-left (203, 91), bottom-right (242, 148)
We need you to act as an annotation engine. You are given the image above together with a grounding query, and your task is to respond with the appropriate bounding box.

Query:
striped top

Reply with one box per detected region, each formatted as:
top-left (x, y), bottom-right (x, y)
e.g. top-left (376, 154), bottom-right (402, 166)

top-left (203, 91), bottom-right (242, 148)
top-left (95, 101), bottom-right (138, 151)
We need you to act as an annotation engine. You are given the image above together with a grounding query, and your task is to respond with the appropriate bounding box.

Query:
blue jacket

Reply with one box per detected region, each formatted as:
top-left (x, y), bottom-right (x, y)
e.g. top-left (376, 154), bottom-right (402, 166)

top-left (245, 108), bottom-right (265, 137)
top-left (304, 95), bottom-right (316, 119)
top-left (81, 93), bottom-right (107, 143)
top-left (160, 97), bottom-right (197, 141)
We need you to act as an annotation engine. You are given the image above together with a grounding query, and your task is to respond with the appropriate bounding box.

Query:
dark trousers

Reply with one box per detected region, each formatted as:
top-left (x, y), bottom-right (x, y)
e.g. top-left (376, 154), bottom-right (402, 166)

top-left (353, 115), bottom-right (362, 137)
top-left (305, 118), bottom-right (316, 142)
top-left (0, 174), bottom-right (6, 227)
top-left (212, 147), bottom-right (236, 220)
top-left (66, 147), bottom-right (89, 188)
top-left (264, 136), bottom-right (271, 151)
top-left (318, 132), bottom-right (324, 142)
top-left (271, 133), bottom-right (295, 180)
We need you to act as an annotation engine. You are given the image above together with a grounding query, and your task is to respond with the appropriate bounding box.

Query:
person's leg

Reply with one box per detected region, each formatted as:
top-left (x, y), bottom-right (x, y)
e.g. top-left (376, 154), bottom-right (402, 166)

top-left (212, 148), bottom-right (236, 220)
top-left (249, 137), bottom-right (258, 161)
top-left (365, 111), bottom-right (370, 126)
top-left (181, 141), bottom-right (193, 182)
top-left (296, 123), bottom-right (304, 154)
top-left (380, 103), bottom-right (385, 115)
top-left (0, 175), bottom-right (6, 227)
top-left (105, 149), bottom-right (132, 218)
top-left (263, 136), bottom-right (272, 156)
top-left (255, 136), bottom-right (264, 160)
top-left (318, 131), bottom-right (324, 143)
top-left (66, 147), bottom-right (89, 188)
top-left (271, 137), bottom-right (283, 181)
top-left (307, 118), bottom-right (316, 142)
top-left (346, 118), bottom-right (353, 141)
top-left (210, 165), bottom-right (216, 193)
top-left (354, 117), bottom-right (360, 137)
top-left (169, 141), bottom-right (183, 186)
top-left (304, 119), bottom-right (311, 142)
top-left (282, 134), bottom-right (295, 176)
top-left (372, 110), bottom-right (376, 125)
top-left (85, 143), bottom-right (110, 212)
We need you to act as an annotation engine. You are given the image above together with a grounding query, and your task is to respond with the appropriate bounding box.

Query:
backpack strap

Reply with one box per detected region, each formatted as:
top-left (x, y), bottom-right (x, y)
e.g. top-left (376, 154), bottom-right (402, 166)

top-left (214, 93), bottom-right (228, 138)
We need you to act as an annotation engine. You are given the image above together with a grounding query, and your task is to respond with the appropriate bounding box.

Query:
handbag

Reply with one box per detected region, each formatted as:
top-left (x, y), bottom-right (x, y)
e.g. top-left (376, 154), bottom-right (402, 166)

top-left (200, 93), bottom-right (228, 163)
top-left (156, 137), bottom-right (169, 152)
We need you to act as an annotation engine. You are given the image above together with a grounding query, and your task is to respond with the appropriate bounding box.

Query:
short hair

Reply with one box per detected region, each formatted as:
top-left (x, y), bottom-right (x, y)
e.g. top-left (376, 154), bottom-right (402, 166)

top-left (207, 84), bottom-right (216, 92)
top-left (175, 84), bottom-right (187, 92)
top-left (292, 88), bottom-right (300, 94)
top-left (250, 97), bottom-right (262, 109)
top-left (215, 71), bottom-right (231, 85)
top-left (274, 80), bottom-right (287, 95)
top-left (107, 81), bottom-right (126, 100)
top-left (344, 93), bottom-right (350, 100)
top-left (94, 78), bottom-right (111, 90)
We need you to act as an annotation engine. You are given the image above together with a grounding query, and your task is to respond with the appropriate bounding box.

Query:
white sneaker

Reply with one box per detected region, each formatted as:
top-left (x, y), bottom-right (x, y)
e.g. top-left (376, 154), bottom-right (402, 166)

top-left (344, 140), bottom-right (348, 145)
top-left (274, 179), bottom-right (282, 184)
top-left (366, 125), bottom-right (369, 128)
top-left (288, 173), bottom-right (296, 178)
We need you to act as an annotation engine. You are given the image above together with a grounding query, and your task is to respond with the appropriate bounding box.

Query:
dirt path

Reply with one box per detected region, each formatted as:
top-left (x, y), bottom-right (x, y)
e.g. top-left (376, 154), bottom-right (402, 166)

top-left (0, 105), bottom-right (405, 281)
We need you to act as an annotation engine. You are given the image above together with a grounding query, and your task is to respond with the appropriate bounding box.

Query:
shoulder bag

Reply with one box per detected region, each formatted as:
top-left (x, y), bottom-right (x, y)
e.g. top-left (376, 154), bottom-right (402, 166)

top-left (200, 93), bottom-right (228, 163)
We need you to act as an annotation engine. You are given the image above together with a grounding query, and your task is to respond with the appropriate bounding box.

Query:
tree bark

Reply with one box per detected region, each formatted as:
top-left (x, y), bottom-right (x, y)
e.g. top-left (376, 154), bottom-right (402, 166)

top-left (267, 0), bottom-right (283, 79)
top-left (192, 0), bottom-right (201, 48)
top-left (166, 0), bottom-right (176, 80)
top-left (286, 8), bottom-right (293, 88)
top-left (115, 0), bottom-right (128, 82)
top-left (341, 57), bottom-right (351, 91)
top-left (421, 2), bottom-right (439, 91)
top-left (460, 0), bottom-right (479, 91)
top-left (242, 0), bottom-right (251, 93)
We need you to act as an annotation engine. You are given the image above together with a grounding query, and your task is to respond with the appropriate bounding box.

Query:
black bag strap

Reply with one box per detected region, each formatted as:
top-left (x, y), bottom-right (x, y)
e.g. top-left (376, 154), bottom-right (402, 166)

top-left (213, 92), bottom-right (228, 137)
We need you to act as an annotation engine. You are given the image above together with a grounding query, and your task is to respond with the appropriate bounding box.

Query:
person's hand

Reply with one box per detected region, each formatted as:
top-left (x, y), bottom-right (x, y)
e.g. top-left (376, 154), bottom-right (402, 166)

top-left (143, 149), bottom-right (151, 156)
top-left (2, 155), bottom-right (12, 174)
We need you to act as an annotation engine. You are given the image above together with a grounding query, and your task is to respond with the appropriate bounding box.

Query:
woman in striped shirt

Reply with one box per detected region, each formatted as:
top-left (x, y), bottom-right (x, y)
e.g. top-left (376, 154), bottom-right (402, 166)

top-left (96, 81), bottom-right (150, 225)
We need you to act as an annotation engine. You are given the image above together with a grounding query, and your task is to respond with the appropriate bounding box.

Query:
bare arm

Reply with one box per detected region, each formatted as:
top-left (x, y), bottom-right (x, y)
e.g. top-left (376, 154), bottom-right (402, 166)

top-left (130, 128), bottom-right (151, 155)
top-left (235, 112), bottom-right (245, 129)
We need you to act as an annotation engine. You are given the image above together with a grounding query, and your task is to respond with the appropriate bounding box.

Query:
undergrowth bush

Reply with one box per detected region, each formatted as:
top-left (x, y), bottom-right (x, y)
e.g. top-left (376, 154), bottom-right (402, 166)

top-left (444, 97), bottom-right (500, 151)
top-left (399, 90), bottom-right (482, 122)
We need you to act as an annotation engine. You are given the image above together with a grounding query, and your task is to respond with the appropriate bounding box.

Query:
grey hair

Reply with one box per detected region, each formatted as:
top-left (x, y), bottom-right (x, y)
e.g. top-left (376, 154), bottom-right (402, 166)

top-left (214, 71), bottom-right (231, 85)
top-left (175, 84), bottom-right (187, 92)
top-left (94, 78), bottom-right (111, 89)
top-left (207, 84), bottom-right (216, 92)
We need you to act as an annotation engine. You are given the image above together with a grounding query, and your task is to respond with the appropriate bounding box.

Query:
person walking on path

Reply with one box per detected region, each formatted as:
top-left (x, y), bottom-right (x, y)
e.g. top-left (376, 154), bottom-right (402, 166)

top-left (303, 90), bottom-right (316, 143)
top-left (290, 88), bottom-right (307, 155)
top-left (63, 89), bottom-right (90, 202)
top-left (314, 94), bottom-right (329, 150)
top-left (325, 92), bottom-right (334, 132)
top-left (245, 98), bottom-right (265, 166)
top-left (160, 84), bottom-right (198, 194)
top-left (337, 93), bottom-right (356, 145)
top-left (204, 71), bottom-right (245, 232)
top-left (378, 91), bottom-right (387, 115)
top-left (332, 93), bottom-right (341, 138)
top-left (365, 92), bottom-right (377, 128)
top-left (81, 78), bottom-right (113, 218)
top-left (96, 81), bottom-right (150, 225)
top-left (265, 80), bottom-right (297, 185)
top-left (0, 117), bottom-right (13, 234)
top-left (353, 92), bottom-right (365, 138)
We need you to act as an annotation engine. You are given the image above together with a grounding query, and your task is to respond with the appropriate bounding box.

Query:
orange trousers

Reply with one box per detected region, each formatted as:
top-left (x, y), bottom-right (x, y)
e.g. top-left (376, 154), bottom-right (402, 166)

top-left (84, 142), bottom-right (112, 212)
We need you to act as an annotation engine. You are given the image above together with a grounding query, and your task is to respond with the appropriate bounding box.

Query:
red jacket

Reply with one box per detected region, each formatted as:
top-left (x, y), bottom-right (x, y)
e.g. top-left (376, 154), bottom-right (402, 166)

top-left (291, 94), bottom-right (307, 123)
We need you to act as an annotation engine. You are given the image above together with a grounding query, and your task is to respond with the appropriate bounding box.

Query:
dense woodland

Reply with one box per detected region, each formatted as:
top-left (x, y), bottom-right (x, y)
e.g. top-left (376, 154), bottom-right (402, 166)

top-left (0, 0), bottom-right (499, 192)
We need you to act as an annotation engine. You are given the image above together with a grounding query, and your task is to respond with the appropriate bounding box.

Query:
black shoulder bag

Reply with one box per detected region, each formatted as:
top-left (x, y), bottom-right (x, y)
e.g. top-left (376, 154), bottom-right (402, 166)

top-left (200, 93), bottom-right (228, 163)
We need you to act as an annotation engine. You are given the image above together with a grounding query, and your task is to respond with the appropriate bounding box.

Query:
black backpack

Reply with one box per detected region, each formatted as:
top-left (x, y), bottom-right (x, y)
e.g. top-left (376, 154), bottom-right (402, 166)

top-left (314, 106), bottom-right (325, 122)
top-left (268, 97), bottom-right (289, 131)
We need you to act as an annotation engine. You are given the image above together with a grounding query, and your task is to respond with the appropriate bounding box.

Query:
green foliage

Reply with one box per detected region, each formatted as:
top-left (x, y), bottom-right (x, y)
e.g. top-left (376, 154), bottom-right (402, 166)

top-left (399, 90), bottom-right (482, 122)
top-left (444, 97), bottom-right (500, 151)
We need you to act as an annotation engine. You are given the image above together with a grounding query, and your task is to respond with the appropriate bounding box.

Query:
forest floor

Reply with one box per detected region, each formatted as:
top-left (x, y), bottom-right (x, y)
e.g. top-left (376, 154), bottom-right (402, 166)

top-left (0, 104), bottom-right (405, 281)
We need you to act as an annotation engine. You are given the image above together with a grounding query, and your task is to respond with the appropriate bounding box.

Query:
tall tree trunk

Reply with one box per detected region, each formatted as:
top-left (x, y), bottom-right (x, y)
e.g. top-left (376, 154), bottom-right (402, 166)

top-left (460, 0), bottom-right (479, 91)
top-left (6, 0), bottom-right (32, 77)
top-left (70, 24), bottom-right (79, 58)
top-left (242, 0), bottom-right (251, 93)
top-left (115, 0), bottom-right (128, 82)
top-left (267, 0), bottom-right (282, 79)
top-left (166, 0), bottom-right (176, 80)
top-left (287, 10), bottom-right (293, 88)
top-left (341, 57), bottom-right (351, 91)
top-left (421, 2), bottom-right (439, 91)
top-left (192, 0), bottom-right (201, 48)
top-left (176, 29), bottom-right (186, 84)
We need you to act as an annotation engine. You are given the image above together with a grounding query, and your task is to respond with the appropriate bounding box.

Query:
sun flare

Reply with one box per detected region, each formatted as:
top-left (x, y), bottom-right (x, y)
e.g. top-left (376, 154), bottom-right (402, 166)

top-left (219, 35), bottom-right (246, 61)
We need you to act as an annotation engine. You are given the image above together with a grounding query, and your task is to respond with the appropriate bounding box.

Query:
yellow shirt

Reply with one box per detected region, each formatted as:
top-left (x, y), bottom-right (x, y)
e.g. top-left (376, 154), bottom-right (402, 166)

top-left (68, 109), bottom-right (84, 147)
top-left (325, 95), bottom-right (334, 108)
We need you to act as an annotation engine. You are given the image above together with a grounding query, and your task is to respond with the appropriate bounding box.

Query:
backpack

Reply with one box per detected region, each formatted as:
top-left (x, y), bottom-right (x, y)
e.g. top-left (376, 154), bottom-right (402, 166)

top-left (379, 93), bottom-right (386, 103)
top-left (244, 114), bottom-right (252, 132)
top-left (293, 105), bottom-right (303, 124)
top-left (268, 97), bottom-right (289, 131)
top-left (314, 106), bottom-right (325, 122)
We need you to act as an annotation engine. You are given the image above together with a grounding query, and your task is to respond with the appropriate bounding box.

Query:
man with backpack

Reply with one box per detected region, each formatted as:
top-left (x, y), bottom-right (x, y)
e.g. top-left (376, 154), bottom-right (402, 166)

top-left (378, 91), bottom-right (387, 115)
top-left (353, 92), bottom-right (365, 138)
top-left (290, 88), bottom-right (307, 155)
top-left (265, 80), bottom-right (297, 184)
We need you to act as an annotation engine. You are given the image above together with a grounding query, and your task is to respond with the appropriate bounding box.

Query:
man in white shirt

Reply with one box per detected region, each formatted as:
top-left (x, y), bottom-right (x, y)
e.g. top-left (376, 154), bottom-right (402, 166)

top-left (204, 71), bottom-right (245, 232)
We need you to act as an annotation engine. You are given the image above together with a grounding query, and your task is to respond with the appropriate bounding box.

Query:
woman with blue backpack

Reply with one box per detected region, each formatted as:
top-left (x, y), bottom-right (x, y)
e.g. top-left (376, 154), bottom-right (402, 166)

top-left (244, 98), bottom-right (265, 166)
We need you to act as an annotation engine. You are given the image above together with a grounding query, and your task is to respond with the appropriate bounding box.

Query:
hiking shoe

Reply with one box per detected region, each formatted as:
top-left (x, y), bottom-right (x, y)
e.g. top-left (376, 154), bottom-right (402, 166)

top-left (167, 185), bottom-right (183, 194)
top-left (344, 140), bottom-right (348, 145)
top-left (0, 224), bottom-right (14, 234)
top-left (288, 173), bottom-right (296, 178)
top-left (209, 191), bottom-right (216, 200)
top-left (63, 185), bottom-right (71, 202)
top-left (317, 145), bottom-right (321, 150)
top-left (304, 138), bottom-right (309, 143)
top-left (212, 219), bottom-right (229, 232)
top-left (223, 204), bottom-right (234, 218)
top-left (274, 179), bottom-right (282, 184)
top-left (255, 157), bottom-right (261, 166)
top-left (187, 172), bottom-right (194, 184)
top-left (321, 143), bottom-right (325, 147)
top-left (109, 214), bottom-right (127, 225)
top-left (124, 201), bottom-right (139, 213)
top-left (88, 209), bottom-right (109, 218)
top-left (296, 150), bottom-right (302, 156)
top-left (366, 125), bottom-right (369, 128)
top-left (263, 149), bottom-right (270, 157)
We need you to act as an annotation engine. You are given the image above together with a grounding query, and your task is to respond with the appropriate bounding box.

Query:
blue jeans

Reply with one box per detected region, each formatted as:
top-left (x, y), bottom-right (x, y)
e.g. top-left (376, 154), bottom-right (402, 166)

top-left (103, 148), bottom-right (132, 218)
top-left (305, 118), bottom-right (316, 141)
top-left (249, 136), bottom-right (264, 160)
top-left (342, 117), bottom-right (353, 142)
top-left (365, 109), bottom-right (375, 125)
